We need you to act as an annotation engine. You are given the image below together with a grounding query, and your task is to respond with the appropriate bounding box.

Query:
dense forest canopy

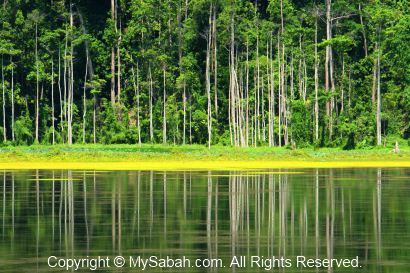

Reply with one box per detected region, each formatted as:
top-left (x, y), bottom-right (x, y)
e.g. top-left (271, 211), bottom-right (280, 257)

top-left (0, 0), bottom-right (409, 148)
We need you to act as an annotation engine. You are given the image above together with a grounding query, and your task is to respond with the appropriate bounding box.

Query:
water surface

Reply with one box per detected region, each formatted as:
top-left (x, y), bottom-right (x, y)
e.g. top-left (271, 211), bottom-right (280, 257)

top-left (1, 168), bottom-right (409, 272)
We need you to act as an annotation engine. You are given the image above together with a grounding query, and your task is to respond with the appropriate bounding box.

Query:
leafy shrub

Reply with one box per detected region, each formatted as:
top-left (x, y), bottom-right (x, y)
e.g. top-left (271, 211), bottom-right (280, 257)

top-left (15, 114), bottom-right (33, 145)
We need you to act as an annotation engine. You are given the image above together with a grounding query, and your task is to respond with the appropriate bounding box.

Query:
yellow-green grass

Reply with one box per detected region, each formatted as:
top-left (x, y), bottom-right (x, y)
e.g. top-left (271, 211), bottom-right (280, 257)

top-left (0, 144), bottom-right (409, 170)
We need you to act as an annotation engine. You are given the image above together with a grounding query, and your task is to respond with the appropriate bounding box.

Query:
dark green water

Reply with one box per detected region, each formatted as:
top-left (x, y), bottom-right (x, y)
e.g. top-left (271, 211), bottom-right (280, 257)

top-left (0, 168), bottom-right (409, 272)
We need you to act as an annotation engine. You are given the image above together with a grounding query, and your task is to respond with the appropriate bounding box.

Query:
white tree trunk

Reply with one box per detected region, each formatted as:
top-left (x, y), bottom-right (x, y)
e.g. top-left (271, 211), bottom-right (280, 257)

top-left (136, 63), bottom-right (141, 145)
top-left (206, 5), bottom-right (213, 149)
top-left (11, 57), bottom-right (14, 141)
top-left (35, 23), bottom-right (39, 143)
top-left (110, 0), bottom-right (116, 105)
top-left (149, 65), bottom-right (153, 142)
top-left (131, 60), bottom-right (141, 145)
top-left (82, 55), bottom-right (88, 144)
top-left (183, 80), bottom-right (186, 144)
top-left (52, 57), bottom-right (55, 144)
top-left (1, 57), bottom-right (6, 142)
top-left (213, 5), bottom-right (218, 117)
top-left (163, 68), bottom-right (167, 144)
top-left (314, 11), bottom-right (319, 141)
top-left (67, 7), bottom-right (74, 145)
top-left (58, 48), bottom-right (63, 143)
top-left (376, 45), bottom-right (382, 145)
top-left (229, 3), bottom-right (237, 146)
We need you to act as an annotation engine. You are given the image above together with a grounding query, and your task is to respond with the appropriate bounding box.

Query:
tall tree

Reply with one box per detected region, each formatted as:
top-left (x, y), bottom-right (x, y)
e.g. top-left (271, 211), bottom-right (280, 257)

top-left (314, 8), bottom-right (319, 142)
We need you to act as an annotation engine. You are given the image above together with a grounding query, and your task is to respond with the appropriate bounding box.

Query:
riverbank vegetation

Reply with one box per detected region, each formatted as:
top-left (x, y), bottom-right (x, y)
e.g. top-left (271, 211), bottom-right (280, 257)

top-left (0, 1), bottom-right (409, 149)
top-left (1, 143), bottom-right (409, 164)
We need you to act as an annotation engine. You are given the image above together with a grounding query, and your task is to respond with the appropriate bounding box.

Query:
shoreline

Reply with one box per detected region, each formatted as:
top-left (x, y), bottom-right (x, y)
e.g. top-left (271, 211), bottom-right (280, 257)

top-left (1, 144), bottom-right (410, 170)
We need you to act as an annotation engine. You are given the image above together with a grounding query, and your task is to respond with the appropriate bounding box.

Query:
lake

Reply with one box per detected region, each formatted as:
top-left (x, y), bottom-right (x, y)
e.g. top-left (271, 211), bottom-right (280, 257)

top-left (1, 168), bottom-right (409, 272)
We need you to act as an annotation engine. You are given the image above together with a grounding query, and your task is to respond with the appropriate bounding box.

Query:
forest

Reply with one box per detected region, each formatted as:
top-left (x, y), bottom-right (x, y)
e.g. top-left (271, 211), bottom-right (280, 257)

top-left (0, 0), bottom-right (409, 148)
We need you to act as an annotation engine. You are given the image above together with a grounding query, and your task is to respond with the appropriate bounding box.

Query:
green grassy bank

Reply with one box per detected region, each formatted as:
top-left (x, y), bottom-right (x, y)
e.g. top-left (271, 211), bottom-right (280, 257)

top-left (0, 144), bottom-right (409, 162)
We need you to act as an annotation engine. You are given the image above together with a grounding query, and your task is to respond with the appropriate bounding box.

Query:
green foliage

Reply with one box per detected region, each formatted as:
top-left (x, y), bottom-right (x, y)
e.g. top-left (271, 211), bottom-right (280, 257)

top-left (14, 114), bottom-right (33, 145)
top-left (98, 100), bottom-right (127, 144)
top-left (0, 0), bottom-right (408, 149)
top-left (290, 100), bottom-right (310, 147)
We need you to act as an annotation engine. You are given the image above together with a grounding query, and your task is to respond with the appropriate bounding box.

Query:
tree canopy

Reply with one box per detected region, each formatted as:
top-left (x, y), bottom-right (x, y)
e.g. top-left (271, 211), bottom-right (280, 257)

top-left (0, 0), bottom-right (409, 148)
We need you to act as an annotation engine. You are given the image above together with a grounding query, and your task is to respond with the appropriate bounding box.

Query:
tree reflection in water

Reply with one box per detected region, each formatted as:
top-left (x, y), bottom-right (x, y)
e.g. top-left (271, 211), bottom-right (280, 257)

top-left (0, 168), bottom-right (409, 272)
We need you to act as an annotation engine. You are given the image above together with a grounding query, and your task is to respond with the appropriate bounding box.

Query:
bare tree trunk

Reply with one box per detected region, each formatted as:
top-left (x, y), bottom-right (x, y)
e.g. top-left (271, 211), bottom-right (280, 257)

top-left (228, 61), bottom-right (232, 146)
top-left (229, 2), bottom-right (237, 146)
top-left (93, 94), bottom-right (96, 144)
top-left (131, 59), bottom-right (141, 145)
top-left (213, 5), bottom-right (218, 117)
top-left (149, 65), bottom-right (153, 142)
top-left (68, 48), bottom-right (74, 145)
top-left (82, 55), bottom-right (88, 144)
top-left (178, 0), bottom-right (182, 70)
top-left (58, 48), bottom-right (63, 143)
top-left (245, 38), bottom-right (249, 147)
top-left (10, 57), bottom-right (14, 141)
top-left (348, 67), bottom-right (352, 110)
top-left (110, 0), bottom-right (116, 105)
top-left (267, 39), bottom-right (272, 146)
top-left (237, 65), bottom-right (246, 146)
top-left (340, 56), bottom-right (345, 113)
top-left (117, 28), bottom-right (121, 104)
top-left (206, 4), bottom-right (213, 149)
top-left (67, 7), bottom-right (74, 145)
top-left (280, 0), bottom-right (287, 146)
top-left (35, 22), bottom-right (39, 143)
top-left (63, 26), bottom-right (68, 143)
top-left (117, 50), bottom-right (121, 103)
top-left (371, 53), bottom-right (377, 105)
top-left (376, 44), bottom-right (381, 146)
top-left (1, 56), bottom-right (5, 142)
top-left (111, 48), bottom-right (115, 105)
top-left (303, 56), bottom-right (307, 103)
top-left (253, 69), bottom-right (257, 146)
top-left (51, 57), bottom-right (55, 144)
top-left (131, 60), bottom-right (141, 144)
top-left (325, 0), bottom-right (331, 136)
top-left (298, 36), bottom-right (303, 101)
top-left (281, 46), bottom-right (287, 145)
top-left (290, 54), bottom-right (294, 101)
top-left (163, 67), bottom-right (167, 144)
top-left (256, 34), bottom-right (260, 143)
top-left (178, 0), bottom-right (185, 145)
top-left (277, 33), bottom-right (282, 147)
top-left (183, 80), bottom-right (186, 144)
top-left (270, 33), bottom-right (275, 147)
top-left (314, 11), bottom-right (319, 141)
top-left (329, 37), bottom-right (335, 140)
top-left (189, 95), bottom-right (192, 144)
top-left (359, 3), bottom-right (368, 58)
top-left (283, 49), bottom-right (288, 146)
top-left (326, 0), bottom-right (334, 140)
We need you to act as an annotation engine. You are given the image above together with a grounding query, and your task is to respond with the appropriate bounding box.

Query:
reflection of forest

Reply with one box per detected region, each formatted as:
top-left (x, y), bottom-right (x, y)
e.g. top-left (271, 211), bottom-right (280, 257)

top-left (1, 169), bottom-right (409, 272)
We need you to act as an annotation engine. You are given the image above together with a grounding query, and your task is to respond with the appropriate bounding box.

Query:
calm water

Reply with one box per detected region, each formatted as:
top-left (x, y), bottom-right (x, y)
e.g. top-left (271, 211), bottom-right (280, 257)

top-left (0, 168), bottom-right (409, 272)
